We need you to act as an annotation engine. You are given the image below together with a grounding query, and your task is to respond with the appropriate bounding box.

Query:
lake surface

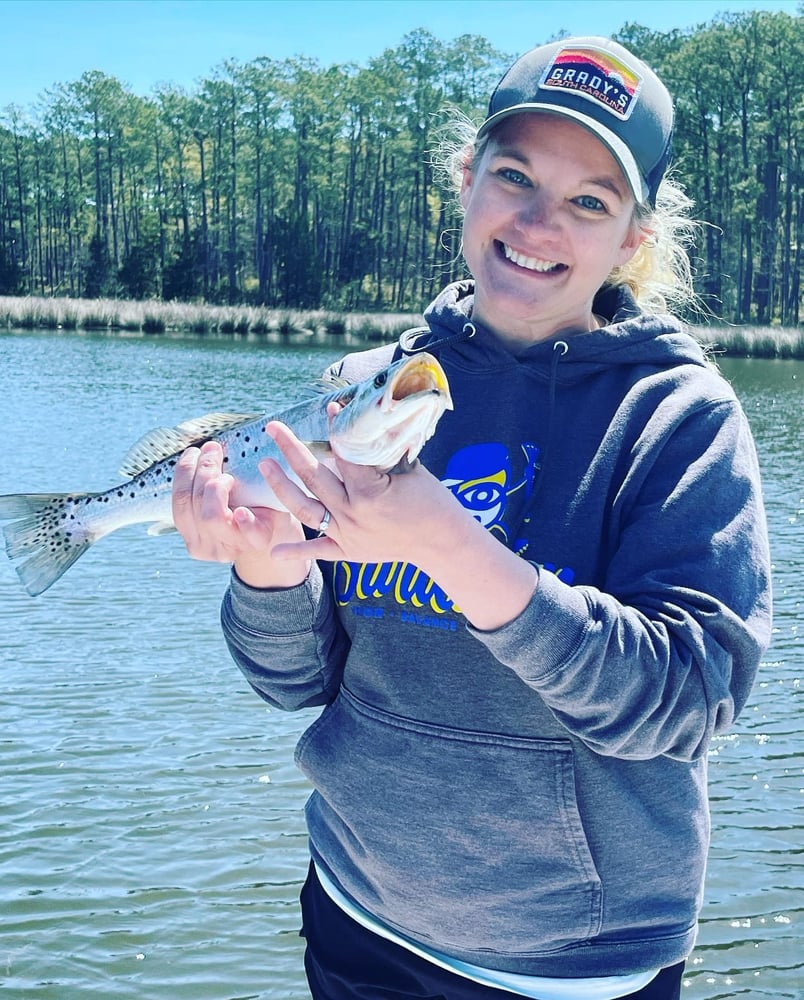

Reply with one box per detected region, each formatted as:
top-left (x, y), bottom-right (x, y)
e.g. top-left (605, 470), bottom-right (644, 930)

top-left (0, 330), bottom-right (801, 1000)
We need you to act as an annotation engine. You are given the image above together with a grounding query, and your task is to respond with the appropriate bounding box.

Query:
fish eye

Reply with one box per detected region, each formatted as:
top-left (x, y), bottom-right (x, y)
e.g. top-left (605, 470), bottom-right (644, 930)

top-left (373, 371), bottom-right (388, 389)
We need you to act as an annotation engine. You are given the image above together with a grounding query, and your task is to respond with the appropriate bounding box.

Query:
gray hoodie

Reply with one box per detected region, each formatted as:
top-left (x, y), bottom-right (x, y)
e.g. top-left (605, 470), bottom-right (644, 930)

top-left (221, 282), bottom-right (772, 978)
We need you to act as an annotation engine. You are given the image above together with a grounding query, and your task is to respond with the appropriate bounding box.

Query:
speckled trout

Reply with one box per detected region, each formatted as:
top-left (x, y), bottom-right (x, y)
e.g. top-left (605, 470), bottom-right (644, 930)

top-left (0, 352), bottom-right (451, 596)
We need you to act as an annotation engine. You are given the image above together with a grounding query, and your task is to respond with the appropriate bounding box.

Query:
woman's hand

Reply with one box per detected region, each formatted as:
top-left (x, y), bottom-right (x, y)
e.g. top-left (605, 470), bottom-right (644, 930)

top-left (259, 418), bottom-right (458, 570)
top-left (172, 440), bottom-right (310, 588)
top-left (261, 416), bottom-right (538, 630)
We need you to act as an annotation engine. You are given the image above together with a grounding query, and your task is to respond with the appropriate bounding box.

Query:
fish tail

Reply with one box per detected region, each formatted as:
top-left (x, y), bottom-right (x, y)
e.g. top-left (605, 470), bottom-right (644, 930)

top-left (0, 493), bottom-right (96, 596)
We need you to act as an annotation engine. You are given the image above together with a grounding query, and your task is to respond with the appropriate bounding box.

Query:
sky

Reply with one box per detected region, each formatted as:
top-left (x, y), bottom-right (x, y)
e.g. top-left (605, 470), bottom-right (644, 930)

top-left (0, 0), bottom-right (800, 110)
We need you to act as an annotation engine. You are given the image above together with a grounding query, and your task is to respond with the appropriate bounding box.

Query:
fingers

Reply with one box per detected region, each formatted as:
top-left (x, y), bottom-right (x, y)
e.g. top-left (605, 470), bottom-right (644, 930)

top-left (262, 420), bottom-right (349, 522)
top-left (259, 457), bottom-right (330, 535)
top-left (173, 441), bottom-right (269, 562)
top-left (171, 440), bottom-right (314, 586)
top-left (172, 444), bottom-right (203, 528)
top-left (265, 421), bottom-right (336, 491)
top-left (173, 440), bottom-right (224, 528)
top-left (199, 462), bottom-right (236, 524)
top-left (265, 420), bottom-right (389, 506)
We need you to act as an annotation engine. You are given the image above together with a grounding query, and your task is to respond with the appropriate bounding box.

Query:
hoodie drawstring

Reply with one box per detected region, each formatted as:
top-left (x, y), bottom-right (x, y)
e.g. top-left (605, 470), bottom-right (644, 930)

top-left (396, 321), bottom-right (476, 359)
top-left (530, 339), bottom-right (568, 501)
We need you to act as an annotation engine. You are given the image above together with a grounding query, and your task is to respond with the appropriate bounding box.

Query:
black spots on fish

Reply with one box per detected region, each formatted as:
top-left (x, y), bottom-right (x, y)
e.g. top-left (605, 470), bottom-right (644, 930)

top-left (223, 456), bottom-right (230, 464)
top-left (129, 492), bottom-right (136, 499)
top-left (117, 490), bottom-right (124, 498)
top-left (47, 528), bottom-right (69, 552)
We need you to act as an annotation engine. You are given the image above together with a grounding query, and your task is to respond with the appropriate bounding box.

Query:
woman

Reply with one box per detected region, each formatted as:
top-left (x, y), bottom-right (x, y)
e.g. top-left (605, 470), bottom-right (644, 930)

top-left (173, 37), bottom-right (772, 1000)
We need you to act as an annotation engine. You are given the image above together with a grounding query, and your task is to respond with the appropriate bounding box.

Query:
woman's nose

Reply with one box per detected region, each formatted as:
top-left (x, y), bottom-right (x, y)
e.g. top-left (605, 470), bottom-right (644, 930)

top-left (515, 190), bottom-right (561, 233)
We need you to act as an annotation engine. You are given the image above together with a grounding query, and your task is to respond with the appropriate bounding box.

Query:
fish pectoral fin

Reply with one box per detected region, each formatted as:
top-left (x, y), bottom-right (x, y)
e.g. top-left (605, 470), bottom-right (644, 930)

top-left (147, 521), bottom-right (178, 537)
top-left (120, 412), bottom-right (261, 477)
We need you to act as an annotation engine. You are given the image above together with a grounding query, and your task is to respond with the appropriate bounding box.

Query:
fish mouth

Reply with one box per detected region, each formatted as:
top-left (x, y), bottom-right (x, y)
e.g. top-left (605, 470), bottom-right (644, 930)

top-left (390, 354), bottom-right (453, 408)
top-left (330, 351), bottom-right (453, 468)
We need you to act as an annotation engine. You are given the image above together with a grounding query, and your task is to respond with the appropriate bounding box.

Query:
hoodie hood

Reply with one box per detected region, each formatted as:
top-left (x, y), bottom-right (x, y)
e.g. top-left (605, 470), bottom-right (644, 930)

top-left (399, 280), bottom-right (709, 382)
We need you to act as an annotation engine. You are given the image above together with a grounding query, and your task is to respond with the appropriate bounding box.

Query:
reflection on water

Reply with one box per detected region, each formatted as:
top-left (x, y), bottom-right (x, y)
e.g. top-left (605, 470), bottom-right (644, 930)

top-left (0, 335), bottom-right (801, 999)
top-left (689, 358), bottom-right (802, 1000)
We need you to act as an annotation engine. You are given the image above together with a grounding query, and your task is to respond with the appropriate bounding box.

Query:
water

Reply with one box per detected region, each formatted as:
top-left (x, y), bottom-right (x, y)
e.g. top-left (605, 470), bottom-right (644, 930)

top-left (0, 333), bottom-right (801, 999)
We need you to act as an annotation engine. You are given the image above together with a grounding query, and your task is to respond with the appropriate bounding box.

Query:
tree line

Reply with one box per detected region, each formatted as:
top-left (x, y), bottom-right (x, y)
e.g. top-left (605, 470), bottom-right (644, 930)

top-left (0, 9), bottom-right (801, 325)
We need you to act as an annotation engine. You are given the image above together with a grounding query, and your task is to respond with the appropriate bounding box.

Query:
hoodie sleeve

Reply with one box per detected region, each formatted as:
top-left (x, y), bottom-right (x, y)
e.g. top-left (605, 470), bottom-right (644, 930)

top-left (469, 395), bottom-right (772, 763)
top-left (220, 564), bottom-right (349, 711)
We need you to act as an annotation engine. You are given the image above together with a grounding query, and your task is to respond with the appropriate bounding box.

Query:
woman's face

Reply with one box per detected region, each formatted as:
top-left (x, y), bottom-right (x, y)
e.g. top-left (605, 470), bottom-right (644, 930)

top-left (460, 113), bottom-right (644, 348)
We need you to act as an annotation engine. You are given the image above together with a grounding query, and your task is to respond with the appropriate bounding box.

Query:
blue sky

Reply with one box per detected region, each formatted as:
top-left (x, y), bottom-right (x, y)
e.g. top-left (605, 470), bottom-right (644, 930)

top-left (1, 0), bottom-right (799, 110)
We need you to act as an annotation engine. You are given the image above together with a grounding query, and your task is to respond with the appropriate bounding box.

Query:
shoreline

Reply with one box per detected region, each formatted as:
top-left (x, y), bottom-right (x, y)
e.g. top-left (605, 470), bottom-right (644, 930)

top-left (0, 295), bottom-right (423, 348)
top-left (1, 295), bottom-right (802, 359)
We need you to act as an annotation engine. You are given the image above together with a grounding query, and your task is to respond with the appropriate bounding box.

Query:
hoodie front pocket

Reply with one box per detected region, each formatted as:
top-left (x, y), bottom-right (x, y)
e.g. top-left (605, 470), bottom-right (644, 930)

top-left (295, 687), bottom-right (603, 957)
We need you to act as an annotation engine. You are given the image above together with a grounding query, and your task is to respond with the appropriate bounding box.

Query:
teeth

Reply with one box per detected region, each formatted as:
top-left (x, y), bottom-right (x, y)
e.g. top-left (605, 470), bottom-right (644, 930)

top-left (503, 243), bottom-right (561, 272)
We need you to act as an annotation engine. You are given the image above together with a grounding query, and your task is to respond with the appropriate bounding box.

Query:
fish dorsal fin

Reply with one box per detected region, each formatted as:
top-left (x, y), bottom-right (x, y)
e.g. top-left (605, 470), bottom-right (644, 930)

top-left (119, 412), bottom-right (260, 477)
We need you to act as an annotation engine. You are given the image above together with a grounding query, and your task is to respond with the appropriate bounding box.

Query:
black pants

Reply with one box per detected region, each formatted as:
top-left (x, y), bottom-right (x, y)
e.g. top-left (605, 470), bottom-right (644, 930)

top-left (299, 864), bottom-right (685, 1000)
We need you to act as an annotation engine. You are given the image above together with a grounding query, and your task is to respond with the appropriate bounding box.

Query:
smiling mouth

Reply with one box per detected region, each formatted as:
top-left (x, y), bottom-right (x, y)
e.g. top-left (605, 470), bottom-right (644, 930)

top-left (501, 242), bottom-right (566, 273)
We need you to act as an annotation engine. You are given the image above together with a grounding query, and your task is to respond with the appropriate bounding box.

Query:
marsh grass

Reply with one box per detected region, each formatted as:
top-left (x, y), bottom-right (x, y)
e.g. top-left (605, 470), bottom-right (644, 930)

top-left (0, 295), bottom-right (801, 357)
top-left (0, 296), bottom-right (423, 347)
top-left (693, 324), bottom-right (804, 360)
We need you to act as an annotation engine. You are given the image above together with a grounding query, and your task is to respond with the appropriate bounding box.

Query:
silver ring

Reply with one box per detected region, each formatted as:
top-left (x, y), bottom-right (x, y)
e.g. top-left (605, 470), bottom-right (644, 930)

top-left (317, 508), bottom-right (331, 537)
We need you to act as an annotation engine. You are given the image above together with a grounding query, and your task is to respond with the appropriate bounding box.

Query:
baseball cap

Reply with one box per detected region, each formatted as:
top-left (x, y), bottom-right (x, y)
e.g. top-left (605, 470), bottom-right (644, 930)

top-left (477, 37), bottom-right (674, 207)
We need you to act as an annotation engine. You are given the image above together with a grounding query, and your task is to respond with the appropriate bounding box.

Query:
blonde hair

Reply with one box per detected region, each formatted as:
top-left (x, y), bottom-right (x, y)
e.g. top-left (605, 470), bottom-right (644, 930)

top-left (433, 112), bottom-right (700, 316)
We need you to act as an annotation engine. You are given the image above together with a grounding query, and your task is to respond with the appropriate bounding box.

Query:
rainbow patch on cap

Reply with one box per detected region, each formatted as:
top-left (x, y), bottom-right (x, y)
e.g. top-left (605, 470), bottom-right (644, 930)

top-left (538, 45), bottom-right (643, 120)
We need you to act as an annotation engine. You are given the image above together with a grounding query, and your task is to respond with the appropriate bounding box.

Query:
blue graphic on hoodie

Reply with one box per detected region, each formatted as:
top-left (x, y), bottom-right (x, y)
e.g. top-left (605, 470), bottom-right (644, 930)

top-left (441, 442), bottom-right (540, 551)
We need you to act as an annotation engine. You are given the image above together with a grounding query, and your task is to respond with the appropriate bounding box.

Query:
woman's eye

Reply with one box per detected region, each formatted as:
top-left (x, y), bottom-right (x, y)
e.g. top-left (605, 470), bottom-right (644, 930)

top-left (498, 167), bottom-right (529, 186)
top-left (575, 194), bottom-right (606, 212)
